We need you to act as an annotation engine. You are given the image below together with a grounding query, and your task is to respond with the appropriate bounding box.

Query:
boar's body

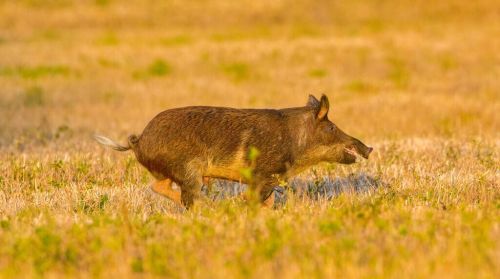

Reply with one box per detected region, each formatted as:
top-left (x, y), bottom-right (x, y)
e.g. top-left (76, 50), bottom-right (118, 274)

top-left (95, 95), bottom-right (372, 208)
top-left (134, 106), bottom-right (303, 185)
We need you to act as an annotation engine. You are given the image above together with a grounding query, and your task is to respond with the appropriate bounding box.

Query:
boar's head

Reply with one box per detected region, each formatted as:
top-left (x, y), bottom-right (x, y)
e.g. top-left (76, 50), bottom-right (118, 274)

top-left (303, 95), bottom-right (373, 164)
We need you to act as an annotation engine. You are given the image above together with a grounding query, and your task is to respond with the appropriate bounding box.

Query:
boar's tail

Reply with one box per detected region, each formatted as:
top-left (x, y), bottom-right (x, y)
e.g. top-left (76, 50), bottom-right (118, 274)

top-left (94, 134), bottom-right (139, 152)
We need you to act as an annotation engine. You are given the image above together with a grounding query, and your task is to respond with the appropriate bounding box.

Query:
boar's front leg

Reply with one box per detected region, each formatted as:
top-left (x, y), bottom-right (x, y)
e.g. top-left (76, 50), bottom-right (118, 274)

top-left (252, 176), bottom-right (276, 208)
top-left (262, 191), bottom-right (275, 208)
top-left (178, 176), bottom-right (203, 209)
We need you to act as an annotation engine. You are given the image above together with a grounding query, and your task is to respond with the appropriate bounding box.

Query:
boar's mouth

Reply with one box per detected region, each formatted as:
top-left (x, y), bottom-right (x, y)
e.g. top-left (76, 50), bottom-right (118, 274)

top-left (344, 146), bottom-right (358, 157)
top-left (343, 144), bottom-right (372, 162)
top-left (342, 147), bottom-right (359, 163)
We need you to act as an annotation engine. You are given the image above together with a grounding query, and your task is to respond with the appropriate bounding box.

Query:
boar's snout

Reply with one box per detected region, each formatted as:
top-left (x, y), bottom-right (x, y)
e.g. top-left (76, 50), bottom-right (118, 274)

top-left (352, 139), bottom-right (373, 159)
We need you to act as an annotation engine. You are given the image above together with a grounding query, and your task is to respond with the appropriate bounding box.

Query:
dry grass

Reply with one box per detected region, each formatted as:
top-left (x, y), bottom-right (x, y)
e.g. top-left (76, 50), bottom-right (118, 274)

top-left (0, 0), bottom-right (499, 278)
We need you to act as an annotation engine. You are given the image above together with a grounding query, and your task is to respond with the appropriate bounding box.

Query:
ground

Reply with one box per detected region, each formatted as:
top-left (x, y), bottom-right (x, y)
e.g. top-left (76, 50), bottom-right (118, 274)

top-left (0, 1), bottom-right (498, 278)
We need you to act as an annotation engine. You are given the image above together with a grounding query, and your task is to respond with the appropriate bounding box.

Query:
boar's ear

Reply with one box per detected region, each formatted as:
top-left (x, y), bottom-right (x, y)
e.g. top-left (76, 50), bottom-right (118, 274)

top-left (316, 94), bottom-right (329, 120)
top-left (307, 95), bottom-right (320, 108)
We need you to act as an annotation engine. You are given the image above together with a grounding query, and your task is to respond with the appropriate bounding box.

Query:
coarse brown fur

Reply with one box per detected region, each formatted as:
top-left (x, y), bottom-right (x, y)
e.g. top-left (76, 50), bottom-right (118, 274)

top-left (95, 95), bottom-right (372, 208)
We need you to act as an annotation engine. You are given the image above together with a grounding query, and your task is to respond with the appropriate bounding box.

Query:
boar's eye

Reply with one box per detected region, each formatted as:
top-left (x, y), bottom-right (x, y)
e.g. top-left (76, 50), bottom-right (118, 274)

top-left (324, 124), bottom-right (336, 132)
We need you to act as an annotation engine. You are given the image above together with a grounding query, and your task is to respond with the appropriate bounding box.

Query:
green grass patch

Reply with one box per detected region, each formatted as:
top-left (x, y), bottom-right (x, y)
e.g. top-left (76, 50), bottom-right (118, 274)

top-left (159, 35), bottom-right (193, 47)
top-left (23, 86), bottom-right (45, 107)
top-left (37, 29), bottom-right (60, 41)
top-left (0, 65), bottom-right (71, 79)
top-left (147, 59), bottom-right (172, 76)
top-left (100, 90), bottom-right (120, 103)
top-left (22, 0), bottom-right (72, 8)
top-left (308, 68), bottom-right (328, 78)
top-left (95, 0), bottom-right (111, 7)
top-left (291, 24), bottom-right (322, 38)
top-left (221, 62), bottom-right (251, 82)
top-left (387, 56), bottom-right (410, 89)
top-left (210, 27), bottom-right (272, 42)
top-left (96, 32), bottom-right (119, 46)
top-left (439, 53), bottom-right (458, 71)
top-left (97, 57), bottom-right (119, 68)
top-left (132, 59), bottom-right (173, 79)
top-left (363, 18), bottom-right (385, 33)
top-left (344, 80), bottom-right (372, 93)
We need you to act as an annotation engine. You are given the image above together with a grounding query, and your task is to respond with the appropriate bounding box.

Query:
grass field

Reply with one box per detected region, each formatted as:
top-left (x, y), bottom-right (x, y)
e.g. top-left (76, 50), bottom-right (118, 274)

top-left (0, 0), bottom-right (499, 278)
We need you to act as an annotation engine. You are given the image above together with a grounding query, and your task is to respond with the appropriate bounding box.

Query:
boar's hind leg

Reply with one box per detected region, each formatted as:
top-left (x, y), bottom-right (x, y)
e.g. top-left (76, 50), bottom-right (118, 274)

top-left (150, 178), bottom-right (182, 206)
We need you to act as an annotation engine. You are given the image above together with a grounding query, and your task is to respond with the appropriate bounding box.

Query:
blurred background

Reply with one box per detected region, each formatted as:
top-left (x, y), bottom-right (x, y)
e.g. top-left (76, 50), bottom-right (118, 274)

top-left (0, 0), bottom-right (498, 151)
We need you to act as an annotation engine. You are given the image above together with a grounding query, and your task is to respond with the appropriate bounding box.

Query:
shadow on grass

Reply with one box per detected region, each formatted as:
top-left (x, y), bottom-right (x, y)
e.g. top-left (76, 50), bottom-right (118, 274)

top-left (201, 172), bottom-right (380, 206)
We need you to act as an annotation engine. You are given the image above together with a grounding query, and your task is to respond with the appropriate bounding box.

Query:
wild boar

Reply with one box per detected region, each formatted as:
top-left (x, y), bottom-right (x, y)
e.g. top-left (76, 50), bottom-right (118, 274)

top-left (94, 94), bottom-right (373, 208)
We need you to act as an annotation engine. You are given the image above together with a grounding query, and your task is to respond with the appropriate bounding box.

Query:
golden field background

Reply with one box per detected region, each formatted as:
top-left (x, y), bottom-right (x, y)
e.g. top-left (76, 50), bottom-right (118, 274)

top-left (0, 0), bottom-right (498, 278)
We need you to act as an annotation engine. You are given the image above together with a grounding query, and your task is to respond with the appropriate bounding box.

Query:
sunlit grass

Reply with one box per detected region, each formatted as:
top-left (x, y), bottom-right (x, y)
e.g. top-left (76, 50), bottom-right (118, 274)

top-left (0, 139), bottom-right (497, 278)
